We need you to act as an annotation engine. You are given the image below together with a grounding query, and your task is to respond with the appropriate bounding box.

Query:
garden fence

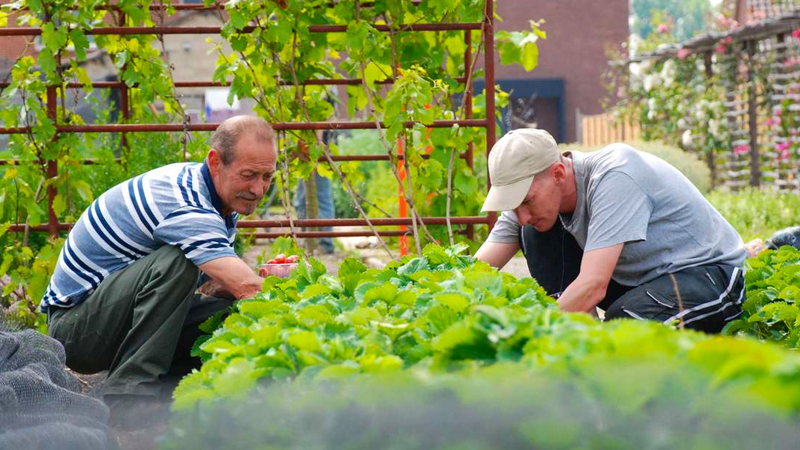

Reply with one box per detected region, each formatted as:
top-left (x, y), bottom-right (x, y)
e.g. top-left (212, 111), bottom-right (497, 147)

top-left (625, 9), bottom-right (800, 191)
top-left (576, 110), bottom-right (640, 147)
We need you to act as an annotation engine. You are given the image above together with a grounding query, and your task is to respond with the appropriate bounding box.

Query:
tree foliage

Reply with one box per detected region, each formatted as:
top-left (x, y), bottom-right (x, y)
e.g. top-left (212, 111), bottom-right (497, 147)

top-left (631, 0), bottom-right (713, 42)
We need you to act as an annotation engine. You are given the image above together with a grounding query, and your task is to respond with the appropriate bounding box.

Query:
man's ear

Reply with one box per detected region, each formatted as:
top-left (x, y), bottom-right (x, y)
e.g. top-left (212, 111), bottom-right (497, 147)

top-left (207, 149), bottom-right (221, 176)
top-left (551, 162), bottom-right (566, 184)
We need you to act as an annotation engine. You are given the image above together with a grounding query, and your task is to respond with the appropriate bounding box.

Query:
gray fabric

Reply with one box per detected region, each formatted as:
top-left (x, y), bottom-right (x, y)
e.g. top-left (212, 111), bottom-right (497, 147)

top-left (0, 328), bottom-right (109, 450)
top-left (487, 210), bottom-right (521, 244)
top-left (487, 144), bottom-right (746, 286)
top-left (564, 145), bottom-right (745, 285)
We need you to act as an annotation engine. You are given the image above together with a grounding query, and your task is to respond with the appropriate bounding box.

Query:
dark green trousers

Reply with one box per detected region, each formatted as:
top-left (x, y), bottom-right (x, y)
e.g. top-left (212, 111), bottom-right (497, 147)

top-left (48, 245), bottom-right (231, 399)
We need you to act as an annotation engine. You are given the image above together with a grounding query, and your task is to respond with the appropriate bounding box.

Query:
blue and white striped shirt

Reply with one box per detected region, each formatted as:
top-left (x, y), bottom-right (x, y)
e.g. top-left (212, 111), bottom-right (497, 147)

top-left (40, 162), bottom-right (238, 311)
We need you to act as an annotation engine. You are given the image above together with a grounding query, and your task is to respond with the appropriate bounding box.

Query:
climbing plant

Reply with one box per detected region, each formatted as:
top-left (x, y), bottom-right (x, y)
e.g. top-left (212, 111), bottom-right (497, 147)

top-left (0, 0), bottom-right (545, 326)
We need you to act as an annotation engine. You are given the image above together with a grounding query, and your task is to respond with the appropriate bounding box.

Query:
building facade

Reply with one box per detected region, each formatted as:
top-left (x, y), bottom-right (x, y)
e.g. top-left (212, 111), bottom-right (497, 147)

top-left (492, 0), bottom-right (629, 143)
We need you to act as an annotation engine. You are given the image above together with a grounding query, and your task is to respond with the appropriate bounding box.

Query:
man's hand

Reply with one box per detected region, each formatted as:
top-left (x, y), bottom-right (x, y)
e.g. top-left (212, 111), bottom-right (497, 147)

top-left (475, 241), bottom-right (520, 270)
top-left (557, 243), bottom-right (623, 313)
top-left (197, 279), bottom-right (235, 300)
top-left (198, 257), bottom-right (263, 300)
top-left (744, 238), bottom-right (766, 257)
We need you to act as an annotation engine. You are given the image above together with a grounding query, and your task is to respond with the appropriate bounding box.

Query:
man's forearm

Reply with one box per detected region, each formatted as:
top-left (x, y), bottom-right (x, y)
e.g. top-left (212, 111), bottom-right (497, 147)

top-left (198, 257), bottom-right (264, 300)
top-left (475, 241), bottom-right (520, 269)
top-left (557, 244), bottom-right (623, 314)
top-left (557, 276), bottom-right (607, 313)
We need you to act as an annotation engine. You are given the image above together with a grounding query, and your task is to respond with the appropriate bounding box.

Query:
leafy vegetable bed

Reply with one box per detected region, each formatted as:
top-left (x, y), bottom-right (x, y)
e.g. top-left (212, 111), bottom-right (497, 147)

top-left (175, 244), bottom-right (552, 408)
top-left (166, 246), bottom-right (800, 449)
top-left (724, 245), bottom-right (800, 347)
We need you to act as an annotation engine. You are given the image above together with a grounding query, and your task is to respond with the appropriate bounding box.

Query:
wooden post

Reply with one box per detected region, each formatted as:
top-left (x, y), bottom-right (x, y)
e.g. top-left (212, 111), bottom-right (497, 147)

top-left (703, 51), bottom-right (717, 189)
top-left (299, 140), bottom-right (319, 253)
top-left (776, 33), bottom-right (787, 189)
top-left (746, 40), bottom-right (761, 187)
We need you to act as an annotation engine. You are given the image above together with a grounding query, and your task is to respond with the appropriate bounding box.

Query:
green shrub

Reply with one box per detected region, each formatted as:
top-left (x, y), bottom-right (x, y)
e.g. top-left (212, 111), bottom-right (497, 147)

top-left (559, 140), bottom-right (712, 193)
top-left (706, 188), bottom-right (800, 242)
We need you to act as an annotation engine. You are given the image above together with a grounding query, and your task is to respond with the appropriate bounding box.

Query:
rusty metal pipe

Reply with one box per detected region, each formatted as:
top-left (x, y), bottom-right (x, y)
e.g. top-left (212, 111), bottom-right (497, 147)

top-left (483, 0), bottom-right (497, 230)
top-left (7, 216), bottom-right (490, 233)
top-left (0, 153), bottom-right (470, 166)
top-left (0, 77), bottom-right (467, 90)
top-left (250, 230), bottom-right (410, 239)
top-left (0, 23), bottom-right (482, 37)
top-left (0, 119), bottom-right (486, 134)
top-left (239, 216), bottom-right (490, 228)
top-left (6, 1), bottom-right (422, 13)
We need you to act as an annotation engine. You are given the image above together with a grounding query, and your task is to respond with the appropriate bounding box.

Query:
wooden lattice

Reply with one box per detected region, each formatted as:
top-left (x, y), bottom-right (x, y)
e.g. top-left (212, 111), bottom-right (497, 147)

top-left (747, 0), bottom-right (800, 19)
top-left (629, 8), bottom-right (800, 190)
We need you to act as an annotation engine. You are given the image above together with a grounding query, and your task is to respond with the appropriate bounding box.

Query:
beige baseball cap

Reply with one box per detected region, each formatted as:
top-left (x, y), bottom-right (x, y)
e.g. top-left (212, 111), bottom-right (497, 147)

top-left (481, 128), bottom-right (559, 212)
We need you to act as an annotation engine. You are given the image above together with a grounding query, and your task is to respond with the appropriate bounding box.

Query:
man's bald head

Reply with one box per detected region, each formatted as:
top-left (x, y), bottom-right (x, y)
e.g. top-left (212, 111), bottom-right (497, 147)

top-left (211, 115), bottom-right (276, 166)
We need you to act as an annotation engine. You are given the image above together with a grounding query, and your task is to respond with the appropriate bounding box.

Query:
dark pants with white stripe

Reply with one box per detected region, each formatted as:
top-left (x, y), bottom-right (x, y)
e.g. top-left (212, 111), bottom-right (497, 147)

top-left (47, 245), bottom-right (231, 400)
top-left (520, 223), bottom-right (744, 333)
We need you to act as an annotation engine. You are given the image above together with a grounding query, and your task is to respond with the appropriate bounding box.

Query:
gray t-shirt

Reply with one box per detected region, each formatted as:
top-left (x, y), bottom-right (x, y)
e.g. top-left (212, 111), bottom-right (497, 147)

top-left (488, 144), bottom-right (746, 286)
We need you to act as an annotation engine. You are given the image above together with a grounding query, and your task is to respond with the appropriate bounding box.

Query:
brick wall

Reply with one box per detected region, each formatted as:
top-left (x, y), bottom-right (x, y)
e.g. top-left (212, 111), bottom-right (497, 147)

top-left (0, 0), bottom-right (35, 64)
top-left (494, 0), bottom-right (629, 142)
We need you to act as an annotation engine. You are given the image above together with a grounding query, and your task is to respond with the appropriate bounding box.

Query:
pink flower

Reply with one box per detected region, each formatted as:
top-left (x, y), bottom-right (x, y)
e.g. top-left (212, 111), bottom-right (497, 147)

top-left (657, 23), bottom-right (670, 34)
top-left (715, 38), bottom-right (732, 54)
top-left (677, 48), bottom-right (691, 60)
top-left (715, 14), bottom-right (739, 30)
top-left (734, 145), bottom-right (749, 155)
top-left (781, 149), bottom-right (791, 160)
top-left (793, 28), bottom-right (800, 40)
top-left (765, 118), bottom-right (775, 126)
top-left (776, 108), bottom-right (783, 116)
top-left (776, 141), bottom-right (791, 152)
top-left (747, 10), bottom-right (767, 24)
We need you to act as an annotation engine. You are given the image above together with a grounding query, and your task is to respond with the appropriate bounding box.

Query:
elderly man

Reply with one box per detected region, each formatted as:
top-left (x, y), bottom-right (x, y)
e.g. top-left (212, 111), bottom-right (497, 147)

top-left (41, 115), bottom-right (275, 425)
top-left (476, 129), bottom-right (746, 332)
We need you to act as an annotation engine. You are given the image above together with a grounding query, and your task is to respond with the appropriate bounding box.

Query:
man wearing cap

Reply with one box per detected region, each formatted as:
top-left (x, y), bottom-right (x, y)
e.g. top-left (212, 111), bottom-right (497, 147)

top-left (475, 128), bottom-right (746, 332)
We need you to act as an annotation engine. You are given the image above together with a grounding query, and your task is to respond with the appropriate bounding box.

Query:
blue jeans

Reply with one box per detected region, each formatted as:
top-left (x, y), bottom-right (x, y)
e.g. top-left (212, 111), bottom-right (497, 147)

top-left (294, 171), bottom-right (335, 252)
